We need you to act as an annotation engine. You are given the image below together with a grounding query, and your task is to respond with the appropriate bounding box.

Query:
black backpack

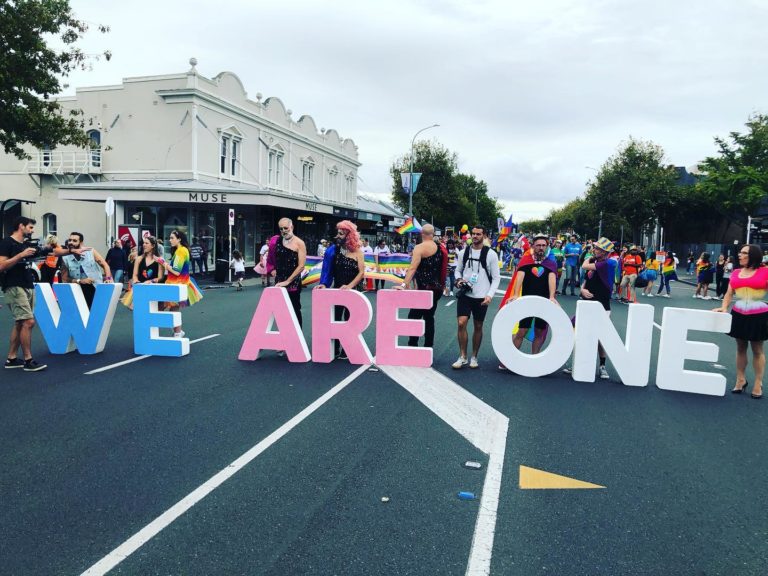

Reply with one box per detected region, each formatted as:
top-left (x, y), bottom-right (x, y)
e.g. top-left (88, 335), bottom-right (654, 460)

top-left (461, 245), bottom-right (492, 282)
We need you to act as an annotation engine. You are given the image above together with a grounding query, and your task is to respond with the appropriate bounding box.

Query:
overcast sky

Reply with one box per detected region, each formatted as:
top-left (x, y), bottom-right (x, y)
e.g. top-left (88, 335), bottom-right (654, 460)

top-left (62, 0), bottom-right (768, 222)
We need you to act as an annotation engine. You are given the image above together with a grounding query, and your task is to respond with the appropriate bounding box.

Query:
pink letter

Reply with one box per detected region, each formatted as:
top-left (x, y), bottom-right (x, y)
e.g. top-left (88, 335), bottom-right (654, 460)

top-left (375, 289), bottom-right (433, 367)
top-left (311, 289), bottom-right (373, 364)
top-left (238, 287), bottom-right (310, 362)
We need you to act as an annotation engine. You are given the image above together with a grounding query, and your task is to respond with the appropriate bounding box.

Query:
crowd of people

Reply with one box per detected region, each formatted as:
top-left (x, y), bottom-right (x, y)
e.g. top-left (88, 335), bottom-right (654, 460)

top-left (1, 215), bottom-right (766, 397)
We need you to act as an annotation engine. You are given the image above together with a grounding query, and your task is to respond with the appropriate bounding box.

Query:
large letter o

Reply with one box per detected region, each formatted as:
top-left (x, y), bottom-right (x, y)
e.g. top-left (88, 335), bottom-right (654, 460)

top-left (491, 296), bottom-right (574, 377)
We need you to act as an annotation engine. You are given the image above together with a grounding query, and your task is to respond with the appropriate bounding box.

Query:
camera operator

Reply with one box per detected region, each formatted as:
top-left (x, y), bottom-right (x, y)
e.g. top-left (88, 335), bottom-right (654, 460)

top-left (0, 217), bottom-right (68, 371)
top-left (60, 232), bottom-right (113, 309)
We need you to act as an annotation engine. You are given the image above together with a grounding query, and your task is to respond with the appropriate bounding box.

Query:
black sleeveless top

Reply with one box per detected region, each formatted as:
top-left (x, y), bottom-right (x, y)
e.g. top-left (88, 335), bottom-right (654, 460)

top-left (275, 240), bottom-right (302, 292)
top-left (137, 257), bottom-right (160, 282)
top-left (333, 250), bottom-right (362, 289)
top-left (414, 242), bottom-right (444, 290)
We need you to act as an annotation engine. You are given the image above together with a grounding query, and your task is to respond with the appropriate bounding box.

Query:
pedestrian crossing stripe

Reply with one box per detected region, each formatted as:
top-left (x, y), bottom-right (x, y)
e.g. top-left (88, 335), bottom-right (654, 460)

top-left (519, 465), bottom-right (605, 489)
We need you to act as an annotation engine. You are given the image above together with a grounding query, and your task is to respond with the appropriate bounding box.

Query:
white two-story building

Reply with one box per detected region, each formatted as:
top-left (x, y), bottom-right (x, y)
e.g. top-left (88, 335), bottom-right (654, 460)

top-left (0, 59), bottom-right (361, 265)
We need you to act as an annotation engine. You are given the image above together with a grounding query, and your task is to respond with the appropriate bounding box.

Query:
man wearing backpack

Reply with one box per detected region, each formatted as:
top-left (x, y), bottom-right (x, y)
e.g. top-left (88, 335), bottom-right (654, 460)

top-left (452, 225), bottom-right (501, 369)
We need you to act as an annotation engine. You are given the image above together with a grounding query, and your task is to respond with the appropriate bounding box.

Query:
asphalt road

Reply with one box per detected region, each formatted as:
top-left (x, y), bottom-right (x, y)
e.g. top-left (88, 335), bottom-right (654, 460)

top-left (0, 276), bottom-right (766, 575)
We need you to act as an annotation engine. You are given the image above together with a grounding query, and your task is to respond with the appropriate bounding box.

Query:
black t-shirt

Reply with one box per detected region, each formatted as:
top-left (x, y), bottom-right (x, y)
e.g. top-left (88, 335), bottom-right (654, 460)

top-left (0, 236), bottom-right (35, 289)
top-left (519, 263), bottom-right (553, 298)
top-left (582, 258), bottom-right (612, 311)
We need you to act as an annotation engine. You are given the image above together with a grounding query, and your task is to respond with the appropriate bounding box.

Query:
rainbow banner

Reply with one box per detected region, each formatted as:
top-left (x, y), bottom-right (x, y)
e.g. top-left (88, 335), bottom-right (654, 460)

top-left (301, 253), bottom-right (413, 287)
top-left (396, 217), bottom-right (422, 234)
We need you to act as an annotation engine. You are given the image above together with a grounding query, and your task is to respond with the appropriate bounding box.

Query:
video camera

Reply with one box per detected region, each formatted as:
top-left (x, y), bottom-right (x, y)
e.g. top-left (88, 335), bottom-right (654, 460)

top-left (22, 239), bottom-right (54, 262)
top-left (455, 279), bottom-right (473, 298)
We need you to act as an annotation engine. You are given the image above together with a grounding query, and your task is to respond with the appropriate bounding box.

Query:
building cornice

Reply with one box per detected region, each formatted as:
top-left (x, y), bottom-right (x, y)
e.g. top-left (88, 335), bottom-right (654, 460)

top-left (157, 88), bottom-right (361, 168)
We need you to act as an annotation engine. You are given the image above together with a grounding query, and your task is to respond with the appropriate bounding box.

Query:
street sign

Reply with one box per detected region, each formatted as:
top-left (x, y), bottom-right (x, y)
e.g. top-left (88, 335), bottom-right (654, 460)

top-left (228, 209), bottom-right (235, 226)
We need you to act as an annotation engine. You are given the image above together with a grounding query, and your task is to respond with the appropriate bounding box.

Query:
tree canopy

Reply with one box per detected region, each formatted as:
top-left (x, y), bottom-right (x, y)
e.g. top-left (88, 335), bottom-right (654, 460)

top-left (390, 140), bottom-right (502, 231)
top-left (696, 113), bottom-right (768, 237)
top-left (0, 0), bottom-right (110, 158)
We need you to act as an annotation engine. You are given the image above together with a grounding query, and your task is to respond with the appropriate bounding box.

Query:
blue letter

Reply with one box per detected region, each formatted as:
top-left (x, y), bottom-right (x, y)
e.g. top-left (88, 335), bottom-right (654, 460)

top-left (34, 283), bottom-right (121, 354)
top-left (133, 284), bottom-right (189, 357)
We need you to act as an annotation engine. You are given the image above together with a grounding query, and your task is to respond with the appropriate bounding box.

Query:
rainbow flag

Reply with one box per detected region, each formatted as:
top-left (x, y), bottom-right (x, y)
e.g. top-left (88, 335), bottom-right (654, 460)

top-left (301, 252), bottom-right (414, 286)
top-left (495, 214), bottom-right (514, 245)
top-left (396, 216), bottom-right (422, 234)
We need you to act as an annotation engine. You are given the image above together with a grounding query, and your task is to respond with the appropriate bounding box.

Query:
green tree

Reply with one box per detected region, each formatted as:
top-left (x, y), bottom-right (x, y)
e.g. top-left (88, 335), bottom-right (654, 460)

top-left (585, 138), bottom-right (677, 243)
top-left (0, 0), bottom-right (110, 159)
top-left (696, 113), bottom-right (768, 240)
top-left (390, 140), bottom-right (501, 230)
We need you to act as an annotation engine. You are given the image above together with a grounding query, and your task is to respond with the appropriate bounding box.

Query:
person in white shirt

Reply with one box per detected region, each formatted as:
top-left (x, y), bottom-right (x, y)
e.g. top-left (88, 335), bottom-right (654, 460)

top-left (452, 225), bottom-right (501, 369)
top-left (230, 249), bottom-right (246, 291)
top-left (317, 239), bottom-right (327, 258)
top-left (373, 239), bottom-right (391, 290)
top-left (362, 239), bottom-right (374, 255)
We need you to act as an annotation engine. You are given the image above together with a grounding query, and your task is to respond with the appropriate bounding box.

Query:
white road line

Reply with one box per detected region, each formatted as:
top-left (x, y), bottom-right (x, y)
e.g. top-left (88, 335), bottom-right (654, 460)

top-left (85, 334), bottom-right (221, 375)
top-left (379, 365), bottom-right (509, 576)
top-left (653, 322), bottom-right (662, 331)
top-left (446, 299), bottom-right (456, 307)
top-left (80, 364), bottom-right (369, 576)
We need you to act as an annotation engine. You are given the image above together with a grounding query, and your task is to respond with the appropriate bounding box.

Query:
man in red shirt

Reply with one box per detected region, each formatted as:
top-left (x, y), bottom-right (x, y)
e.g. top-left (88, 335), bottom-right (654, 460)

top-left (619, 245), bottom-right (643, 303)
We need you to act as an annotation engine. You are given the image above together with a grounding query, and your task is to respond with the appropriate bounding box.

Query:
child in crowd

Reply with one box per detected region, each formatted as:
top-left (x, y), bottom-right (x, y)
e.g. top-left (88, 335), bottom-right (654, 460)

top-left (231, 249), bottom-right (245, 291)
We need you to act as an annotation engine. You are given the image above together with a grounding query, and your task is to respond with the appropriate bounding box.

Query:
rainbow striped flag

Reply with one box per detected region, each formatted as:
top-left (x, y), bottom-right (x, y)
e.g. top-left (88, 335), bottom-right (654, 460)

top-left (396, 216), bottom-right (422, 234)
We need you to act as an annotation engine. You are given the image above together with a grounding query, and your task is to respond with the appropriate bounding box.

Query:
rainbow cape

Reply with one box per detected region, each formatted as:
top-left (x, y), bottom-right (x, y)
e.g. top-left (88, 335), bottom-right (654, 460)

top-left (396, 217), bottom-right (422, 234)
top-left (499, 247), bottom-right (559, 341)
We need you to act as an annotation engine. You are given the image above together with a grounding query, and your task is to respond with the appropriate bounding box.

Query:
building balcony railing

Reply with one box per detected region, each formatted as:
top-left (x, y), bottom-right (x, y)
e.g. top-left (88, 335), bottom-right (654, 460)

top-left (24, 149), bottom-right (102, 175)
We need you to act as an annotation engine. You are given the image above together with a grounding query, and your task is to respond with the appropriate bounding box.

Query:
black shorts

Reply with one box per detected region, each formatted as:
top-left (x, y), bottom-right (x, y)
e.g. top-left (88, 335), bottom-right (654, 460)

top-left (457, 295), bottom-right (488, 322)
top-left (518, 316), bottom-right (548, 330)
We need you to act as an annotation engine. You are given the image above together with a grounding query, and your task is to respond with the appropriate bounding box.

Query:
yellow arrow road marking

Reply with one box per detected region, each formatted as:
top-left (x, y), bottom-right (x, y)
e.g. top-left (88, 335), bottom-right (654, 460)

top-left (519, 465), bottom-right (605, 489)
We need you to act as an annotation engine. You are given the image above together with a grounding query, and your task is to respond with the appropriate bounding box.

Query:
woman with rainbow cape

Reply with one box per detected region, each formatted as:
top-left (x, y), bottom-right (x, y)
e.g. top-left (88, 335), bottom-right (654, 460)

top-left (159, 229), bottom-right (203, 338)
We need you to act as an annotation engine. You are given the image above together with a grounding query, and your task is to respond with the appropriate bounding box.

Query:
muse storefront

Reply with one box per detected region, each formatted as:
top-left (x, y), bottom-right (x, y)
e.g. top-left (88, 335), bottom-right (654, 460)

top-left (58, 180), bottom-right (347, 266)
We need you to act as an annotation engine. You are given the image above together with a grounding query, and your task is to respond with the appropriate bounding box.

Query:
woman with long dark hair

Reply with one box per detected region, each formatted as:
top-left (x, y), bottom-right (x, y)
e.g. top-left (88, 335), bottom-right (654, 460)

top-left (121, 235), bottom-right (164, 310)
top-left (713, 244), bottom-right (768, 398)
top-left (160, 230), bottom-right (203, 337)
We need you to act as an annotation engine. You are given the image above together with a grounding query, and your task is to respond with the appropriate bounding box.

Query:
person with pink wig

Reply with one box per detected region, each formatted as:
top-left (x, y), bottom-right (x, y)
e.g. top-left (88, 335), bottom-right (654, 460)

top-left (315, 220), bottom-right (366, 359)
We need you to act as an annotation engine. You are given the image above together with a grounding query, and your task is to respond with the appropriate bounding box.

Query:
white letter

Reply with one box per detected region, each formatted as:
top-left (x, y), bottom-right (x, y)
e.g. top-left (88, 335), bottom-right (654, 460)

top-left (656, 307), bottom-right (732, 396)
top-left (573, 301), bottom-right (655, 386)
top-left (491, 296), bottom-right (574, 377)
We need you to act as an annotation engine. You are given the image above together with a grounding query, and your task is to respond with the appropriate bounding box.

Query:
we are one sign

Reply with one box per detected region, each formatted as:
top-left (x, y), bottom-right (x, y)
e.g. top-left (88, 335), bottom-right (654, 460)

top-left (33, 284), bottom-right (733, 397)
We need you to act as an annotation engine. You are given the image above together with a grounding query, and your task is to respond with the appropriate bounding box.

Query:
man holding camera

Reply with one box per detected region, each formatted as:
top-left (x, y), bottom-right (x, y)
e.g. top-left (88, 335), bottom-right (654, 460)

top-left (452, 225), bottom-right (501, 369)
top-left (61, 232), bottom-right (113, 309)
top-left (0, 217), bottom-right (57, 371)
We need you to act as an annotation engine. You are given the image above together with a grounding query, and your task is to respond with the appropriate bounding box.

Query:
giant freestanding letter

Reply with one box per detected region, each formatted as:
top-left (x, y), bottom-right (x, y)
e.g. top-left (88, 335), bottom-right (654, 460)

top-left (656, 307), bottom-right (732, 396)
top-left (375, 289), bottom-right (433, 367)
top-left (312, 289), bottom-right (373, 364)
top-left (34, 283), bottom-right (122, 354)
top-left (238, 287), bottom-right (310, 362)
top-left (573, 301), bottom-right (655, 386)
top-left (491, 296), bottom-right (574, 377)
top-left (133, 283), bottom-right (189, 357)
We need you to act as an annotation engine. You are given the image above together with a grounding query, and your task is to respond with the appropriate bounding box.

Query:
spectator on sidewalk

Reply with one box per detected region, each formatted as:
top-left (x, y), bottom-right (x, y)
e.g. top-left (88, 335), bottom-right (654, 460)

top-left (106, 239), bottom-right (128, 285)
top-left (694, 252), bottom-right (714, 299)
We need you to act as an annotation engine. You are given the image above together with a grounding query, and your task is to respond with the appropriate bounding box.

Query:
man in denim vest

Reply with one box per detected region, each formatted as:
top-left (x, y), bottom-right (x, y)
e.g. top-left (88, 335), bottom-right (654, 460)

top-left (61, 232), bottom-right (113, 308)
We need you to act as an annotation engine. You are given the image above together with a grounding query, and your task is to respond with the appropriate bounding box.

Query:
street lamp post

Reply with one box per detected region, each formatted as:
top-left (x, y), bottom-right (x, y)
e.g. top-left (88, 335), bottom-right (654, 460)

top-left (409, 123), bottom-right (439, 218)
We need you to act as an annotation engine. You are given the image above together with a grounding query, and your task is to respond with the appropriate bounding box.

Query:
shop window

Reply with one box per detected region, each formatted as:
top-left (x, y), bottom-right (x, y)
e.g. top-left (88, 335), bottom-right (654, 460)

top-left (328, 167), bottom-right (339, 201)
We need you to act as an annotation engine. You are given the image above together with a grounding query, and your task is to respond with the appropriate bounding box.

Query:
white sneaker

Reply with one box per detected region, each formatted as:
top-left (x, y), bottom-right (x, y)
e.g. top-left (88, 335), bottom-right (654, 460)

top-left (562, 366), bottom-right (573, 374)
top-left (452, 356), bottom-right (468, 369)
top-left (693, 294), bottom-right (699, 299)
top-left (598, 365), bottom-right (609, 379)
top-left (449, 291), bottom-right (454, 297)
top-left (662, 294), bottom-right (670, 298)
top-left (647, 293), bottom-right (654, 298)
top-left (469, 357), bottom-right (479, 369)
top-left (702, 296), bottom-right (712, 300)
top-left (173, 330), bottom-right (185, 338)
